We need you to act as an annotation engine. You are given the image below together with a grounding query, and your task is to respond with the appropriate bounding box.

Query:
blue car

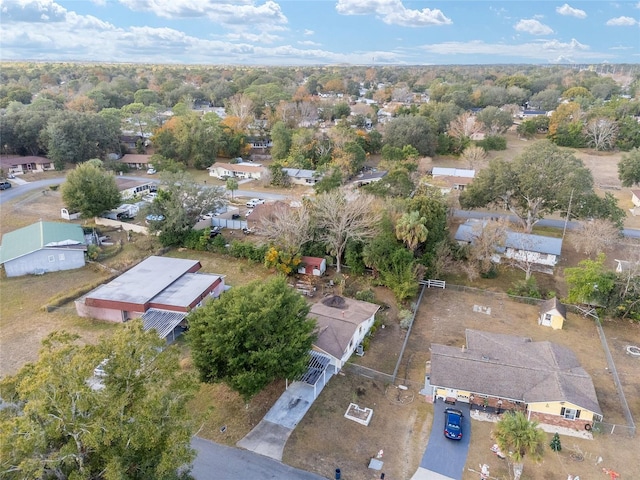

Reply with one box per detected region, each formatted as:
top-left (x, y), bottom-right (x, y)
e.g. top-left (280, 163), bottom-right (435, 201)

top-left (444, 408), bottom-right (463, 440)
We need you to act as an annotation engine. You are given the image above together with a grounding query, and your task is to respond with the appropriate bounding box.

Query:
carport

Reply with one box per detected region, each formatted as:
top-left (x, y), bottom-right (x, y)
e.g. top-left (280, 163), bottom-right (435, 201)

top-left (237, 351), bottom-right (333, 460)
top-left (142, 309), bottom-right (187, 342)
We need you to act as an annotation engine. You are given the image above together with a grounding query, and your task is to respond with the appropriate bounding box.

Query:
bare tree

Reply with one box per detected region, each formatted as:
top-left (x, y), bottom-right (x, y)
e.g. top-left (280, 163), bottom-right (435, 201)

top-left (258, 202), bottom-right (313, 254)
top-left (504, 233), bottom-right (548, 280)
top-left (460, 145), bottom-right (487, 170)
top-left (568, 219), bottom-right (621, 256)
top-left (584, 117), bottom-right (618, 151)
top-left (463, 218), bottom-right (508, 277)
top-left (448, 111), bottom-right (482, 139)
top-left (312, 190), bottom-right (382, 272)
top-left (225, 93), bottom-right (255, 129)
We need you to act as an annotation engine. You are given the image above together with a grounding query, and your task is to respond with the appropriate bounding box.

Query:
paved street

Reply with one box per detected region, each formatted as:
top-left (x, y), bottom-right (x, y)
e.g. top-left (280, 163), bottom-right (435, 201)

top-left (191, 437), bottom-right (327, 480)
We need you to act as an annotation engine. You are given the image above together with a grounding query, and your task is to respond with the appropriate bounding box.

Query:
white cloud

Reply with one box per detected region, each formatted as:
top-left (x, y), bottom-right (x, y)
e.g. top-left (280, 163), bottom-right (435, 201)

top-left (303, 29), bottom-right (314, 36)
top-left (336, 0), bottom-right (452, 26)
top-left (0, 0), bottom-right (67, 22)
top-left (606, 16), bottom-right (639, 26)
top-left (298, 40), bottom-right (321, 47)
top-left (119, 0), bottom-right (287, 26)
top-left (556, 4), bottom-right (587, 19)
top-left (419, 38), bottom-right (607, 62)
top-left (514, 19), bottom-right (554, 35)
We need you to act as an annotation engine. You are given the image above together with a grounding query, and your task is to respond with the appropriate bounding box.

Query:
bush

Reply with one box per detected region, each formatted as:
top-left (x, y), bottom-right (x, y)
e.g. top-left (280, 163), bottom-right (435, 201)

top-left (228, 240), bottom-right (269, 263)
top-left (507, 277), bottom-right (542, 299)
top-left (355, 289), bottom-right (375, 303)
top-left (476, 135), bottom-right (507, 151)
top-left (398, 309), bottom-right (413, 329)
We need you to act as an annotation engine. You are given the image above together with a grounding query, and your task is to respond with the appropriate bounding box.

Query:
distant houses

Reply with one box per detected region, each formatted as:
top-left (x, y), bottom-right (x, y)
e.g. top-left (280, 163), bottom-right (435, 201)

top-left (430, 167), bottom-right (476, 194)
top-left (208, 162), bottom-right (265, 180)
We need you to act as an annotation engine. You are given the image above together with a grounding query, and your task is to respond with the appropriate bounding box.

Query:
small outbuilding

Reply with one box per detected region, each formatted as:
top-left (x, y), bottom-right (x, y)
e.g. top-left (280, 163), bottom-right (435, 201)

top-left (298, 256), bottom-right (327, 276)
top-left (539, 297), bottom-right (566, 330)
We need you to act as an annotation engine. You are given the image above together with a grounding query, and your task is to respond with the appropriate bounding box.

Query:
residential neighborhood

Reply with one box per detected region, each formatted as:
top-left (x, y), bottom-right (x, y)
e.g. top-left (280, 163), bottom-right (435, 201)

top-left (1, 59), bottom-right (639, 480)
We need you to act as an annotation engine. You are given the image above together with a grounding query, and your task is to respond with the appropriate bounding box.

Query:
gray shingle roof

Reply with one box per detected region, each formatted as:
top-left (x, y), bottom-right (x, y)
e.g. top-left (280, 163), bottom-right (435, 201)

top-left (430, 329), bottom-right (602, 415)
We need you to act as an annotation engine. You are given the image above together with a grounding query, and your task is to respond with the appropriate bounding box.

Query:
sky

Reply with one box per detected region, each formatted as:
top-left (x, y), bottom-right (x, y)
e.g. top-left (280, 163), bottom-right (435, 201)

top-left (0, 0), bottom-right (639, 66)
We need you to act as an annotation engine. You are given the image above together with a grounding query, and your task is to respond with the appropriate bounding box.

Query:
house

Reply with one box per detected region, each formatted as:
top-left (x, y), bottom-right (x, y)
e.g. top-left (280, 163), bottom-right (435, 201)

top-left (298, 256), bottom-right (327, 276)
top-left (115, 177), bottom-right (155, 200)
top-left (0, 221), bottom-right (87, 277)
top-left (631, 190), bottom-right (640, 208)
top-left (282, 168), bottom-right (321, 186)
top-left (430, 167), bottom-right (476, 193)
top-left (430, 329), bottom-right (603, 430)
top-left (539, 297), bottom-right (566, 330)
top-left (614, 259), bottom-right (639, 275)
top-left (245, 201), bottom-right (290, 231)
top-left (0, 155), bottom-right (55, 175)
top-left (75, 256), bottom-right (225, 339)
top-left (454, 219), bottom-right (563, 269)
top-left (208, 162), bottom-right (265, 180)
top-left (351, 170), bottom-right (388, 187)
top-left (117, 154), bottom-right (153, 170)
top-left (308, 295), bottom-right (380, 372)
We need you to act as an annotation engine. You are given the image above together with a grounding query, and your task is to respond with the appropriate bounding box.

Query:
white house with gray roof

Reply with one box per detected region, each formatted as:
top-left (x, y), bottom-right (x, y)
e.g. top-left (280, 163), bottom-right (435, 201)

top-left (282, 168), bottom-right (321, 185)
top-left (0, 221), bottom-right (87, 277)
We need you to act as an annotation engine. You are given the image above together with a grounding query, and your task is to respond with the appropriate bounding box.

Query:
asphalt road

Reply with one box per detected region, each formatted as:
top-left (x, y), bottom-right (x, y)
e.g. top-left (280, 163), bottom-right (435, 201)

top-left (190, 437), bottom-right (328, 480)
top-left (419, 400), bottom-right (471, 480)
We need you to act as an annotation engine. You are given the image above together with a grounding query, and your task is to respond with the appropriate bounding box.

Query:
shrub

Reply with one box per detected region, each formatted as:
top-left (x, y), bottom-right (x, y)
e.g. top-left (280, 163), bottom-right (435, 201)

top-left (476, 135), bottom-right (507, 151)
top-left (355, 289), bottom-right (375, 303)
top-left (398, 309), bottom-right (413, 329)
top-left (507, 278), bottom-right (542, 299)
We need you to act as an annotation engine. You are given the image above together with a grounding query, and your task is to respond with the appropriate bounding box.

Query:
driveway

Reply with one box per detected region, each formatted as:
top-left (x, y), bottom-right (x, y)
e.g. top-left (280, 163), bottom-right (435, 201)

top-left (411, 399), bottom-right (471, 480)
top-left (237, 370), bottom-right (333, 461)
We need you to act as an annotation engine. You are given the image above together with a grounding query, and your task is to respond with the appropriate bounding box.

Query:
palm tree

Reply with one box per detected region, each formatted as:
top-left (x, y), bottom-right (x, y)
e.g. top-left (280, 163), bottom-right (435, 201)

top-left (226, 177), bottom-right (239, 199)
top-left (395, 210), bottom-right (428, 252)
top-left (492, 411), bottom-right (546, 480)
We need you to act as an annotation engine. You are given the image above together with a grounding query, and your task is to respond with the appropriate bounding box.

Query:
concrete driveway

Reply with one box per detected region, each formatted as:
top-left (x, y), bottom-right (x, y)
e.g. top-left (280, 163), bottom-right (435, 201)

top-left (411, 399), bottom-right (471, 480)
top-left (237, 370), bottom-right (333, 461)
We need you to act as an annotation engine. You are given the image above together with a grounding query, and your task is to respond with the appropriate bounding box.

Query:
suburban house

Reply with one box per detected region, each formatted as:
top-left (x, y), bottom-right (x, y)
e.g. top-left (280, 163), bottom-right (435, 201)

top-left (538, 297), bottom-right (567, 330)
top-left (298, 256), bottom-right (327, 276)
top-left (282, 168), bottom-right (321, 186)
top-left (351, 170), bottom-right (388, 187)
top-left (75, 256), bottom-right (225, 340)
top-left (630, 190), bottom-right (640, 216)
top-left (117, 154), bottom-right (153, 170)
top-left (115, 177), bottom-right (156, 200)
top-left (430, 329), bottom-right (603, 430)
top-left (245, 201), bottom-right (290, 231)
top-left (518, 109), bottom-right (549, 119)
top-left (0, 221), bottom-right (87, 277)
top-left (614, 259), bottom-right (639, 275)
top-left (308, 295), bottom-right (380, 372)
top-left (430, 167), bottom-right (476, 193)
top-left (0, 155), bottom-right (55, 175)
top-left (208, 162), bottom-right (265, 180)
top-left (454, 219), bottom-right (563, 271)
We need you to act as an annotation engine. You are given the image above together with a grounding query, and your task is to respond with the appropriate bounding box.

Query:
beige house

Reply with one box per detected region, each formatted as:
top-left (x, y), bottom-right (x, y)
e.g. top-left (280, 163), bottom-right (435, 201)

top-left (430, 329), bottom-right (602, 430)
top-left (538, 297), bottom-right (566, 330)
top-left (309, 296), bottom-right (380, 372)
top-left (0, 155), bottom-right (55, 175)
top-left (208, 162), bottom-right (265, 180)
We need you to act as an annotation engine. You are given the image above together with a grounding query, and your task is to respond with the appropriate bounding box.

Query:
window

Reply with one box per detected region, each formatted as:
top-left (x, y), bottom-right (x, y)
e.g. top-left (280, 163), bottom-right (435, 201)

top-left (58, 253), bottom-right (65, 261)
top-left (48, 255), bottom-right (55, 262)
top-left (560, 407), bottom-right (581, 420)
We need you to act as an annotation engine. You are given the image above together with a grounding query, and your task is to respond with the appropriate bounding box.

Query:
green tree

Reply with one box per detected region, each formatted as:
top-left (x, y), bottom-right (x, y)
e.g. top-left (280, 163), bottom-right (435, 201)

top-left (226, 177), bottom-right (239, 199)
top-left (565, 253), bottom-right (616, 306)
top-left (460, 140), bottom-right (594, 233)
top-left (476, 106), bottom-right (513, 135)
top-left (270, 121), bottom-right (292, 161)
top-left (396, 210), bottom-right (428, 252)
top-left (618, 147), bottom-right (640, 187)
top-left (0, 323), bottom-right (198, 480)
top-left (383, 115), bottom-right (437, 156)
top-left (146, 171), bottom-right (226, 246)
top-left (187, 277), bottom-right (316, 401)
top-left (492, 411), bottom-right (546, 480)
top-left (61, 161), bottom-right (121, 218)
top-left (550, 433), bottom-right (562, 452)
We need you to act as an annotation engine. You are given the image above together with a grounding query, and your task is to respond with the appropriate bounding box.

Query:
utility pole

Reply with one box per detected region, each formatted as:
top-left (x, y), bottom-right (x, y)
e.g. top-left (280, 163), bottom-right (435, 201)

top-left (562, 188), bottom-right (574, 239)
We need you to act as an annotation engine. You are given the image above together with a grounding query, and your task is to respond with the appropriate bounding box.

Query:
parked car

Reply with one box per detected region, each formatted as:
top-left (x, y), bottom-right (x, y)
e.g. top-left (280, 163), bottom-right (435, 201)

top-left (147, 168), bottom-right (157, 175)
top-left (245, 209), bottom-right (253, 217)
top-left (242, 227), bottom-right (253, 235)
top-left (444, 408), bottom-right (463, 440)
top-left (246, 198), bottom-right (265, 208)
top-left (0, 181), bottom-right (12, 190)
top-left (231, 213), bottom-right (241, 220)
top-left (145, 214), bottom-right (165, 224)
top-left (209, 226), bottom-right (223, 238)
